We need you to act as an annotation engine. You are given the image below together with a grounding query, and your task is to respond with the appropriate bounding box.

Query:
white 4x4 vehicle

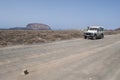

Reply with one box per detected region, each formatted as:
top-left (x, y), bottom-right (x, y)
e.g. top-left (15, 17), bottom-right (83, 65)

top-left (84, 26), bottom-right (104, 39)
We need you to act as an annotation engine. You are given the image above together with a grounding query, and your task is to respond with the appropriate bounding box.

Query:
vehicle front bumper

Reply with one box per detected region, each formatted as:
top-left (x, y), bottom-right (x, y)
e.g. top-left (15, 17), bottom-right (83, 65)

top-left (84, 33), bottom-right (94, 38)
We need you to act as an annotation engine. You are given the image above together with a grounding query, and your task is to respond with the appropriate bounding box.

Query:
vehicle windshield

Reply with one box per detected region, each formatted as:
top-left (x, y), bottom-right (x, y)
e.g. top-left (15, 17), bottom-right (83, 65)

top-left (89, 28), bottom-right (98, 30)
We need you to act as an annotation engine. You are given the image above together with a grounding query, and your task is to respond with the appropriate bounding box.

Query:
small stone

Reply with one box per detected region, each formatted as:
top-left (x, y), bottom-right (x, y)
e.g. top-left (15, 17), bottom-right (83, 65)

top-left (23, 69), bottom-right (29, 75)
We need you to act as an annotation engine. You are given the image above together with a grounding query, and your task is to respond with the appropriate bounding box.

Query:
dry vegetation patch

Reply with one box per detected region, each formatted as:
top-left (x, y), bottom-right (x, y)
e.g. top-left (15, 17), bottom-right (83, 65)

top-left (104, 30), bottom-right (120, 35)
top-left (0, 30), bottom-right (83, 46)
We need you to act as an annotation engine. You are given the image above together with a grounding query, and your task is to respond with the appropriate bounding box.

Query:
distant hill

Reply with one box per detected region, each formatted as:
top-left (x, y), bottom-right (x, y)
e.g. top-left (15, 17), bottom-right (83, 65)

top-left (26, 23), bottom-right (51, 30)
top-left (0, 23), bottom-right (51, 30)
top-left (115, 27), bottom-right (120, 30)
top-left (9, 27), bottom-right (28, 30)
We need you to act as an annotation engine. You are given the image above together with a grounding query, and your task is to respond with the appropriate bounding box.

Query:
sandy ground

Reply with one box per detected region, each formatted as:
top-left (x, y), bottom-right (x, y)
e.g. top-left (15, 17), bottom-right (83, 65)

top-left (0, 34), bottom-right (120, 80)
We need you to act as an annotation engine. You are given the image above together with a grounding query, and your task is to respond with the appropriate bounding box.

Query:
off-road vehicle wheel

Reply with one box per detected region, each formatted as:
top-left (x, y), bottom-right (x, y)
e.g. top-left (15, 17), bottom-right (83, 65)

top-left (84, 36), bottom-right (87, 39)
top-left (92, 35), bottom-right (97, 40)
top-left (101, 34), bottom-right (104, 39)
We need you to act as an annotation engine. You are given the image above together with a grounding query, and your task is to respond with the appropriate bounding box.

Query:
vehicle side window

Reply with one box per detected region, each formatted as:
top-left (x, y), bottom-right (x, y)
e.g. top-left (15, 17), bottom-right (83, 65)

top-left (97, 28), bottom-right (100, 32)
top-left (99, 28), bottom-right (103, 31)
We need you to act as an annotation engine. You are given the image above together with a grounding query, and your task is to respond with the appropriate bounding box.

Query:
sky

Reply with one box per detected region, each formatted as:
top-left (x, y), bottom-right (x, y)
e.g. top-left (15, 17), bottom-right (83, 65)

top-left (0, 0), bottom-right (120, 30)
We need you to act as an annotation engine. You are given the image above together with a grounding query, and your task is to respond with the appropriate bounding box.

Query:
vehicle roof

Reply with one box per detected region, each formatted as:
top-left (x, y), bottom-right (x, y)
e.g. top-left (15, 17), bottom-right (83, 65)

top-left (88, 26), bottom-right (104, 28)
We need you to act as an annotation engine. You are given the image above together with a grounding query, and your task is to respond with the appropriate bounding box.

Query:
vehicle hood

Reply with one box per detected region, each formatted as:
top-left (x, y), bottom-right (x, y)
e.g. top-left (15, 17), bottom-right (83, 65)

top-left (85, 30), bottom-right (97, 33)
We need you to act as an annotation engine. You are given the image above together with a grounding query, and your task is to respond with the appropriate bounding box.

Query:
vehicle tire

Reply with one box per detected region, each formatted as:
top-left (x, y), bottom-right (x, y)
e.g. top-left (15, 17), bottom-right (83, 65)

top-left (101, 34), bottom-right (104, 39)
top-left (84, 36), bottom-right (87, 39)
top-left (92, 35), bottom-right (97, 40)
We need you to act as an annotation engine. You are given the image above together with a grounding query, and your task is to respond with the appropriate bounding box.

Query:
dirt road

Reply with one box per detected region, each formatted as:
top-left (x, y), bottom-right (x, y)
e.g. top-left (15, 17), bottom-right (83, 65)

top-left (0, 34), bottom-right (120, 80)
